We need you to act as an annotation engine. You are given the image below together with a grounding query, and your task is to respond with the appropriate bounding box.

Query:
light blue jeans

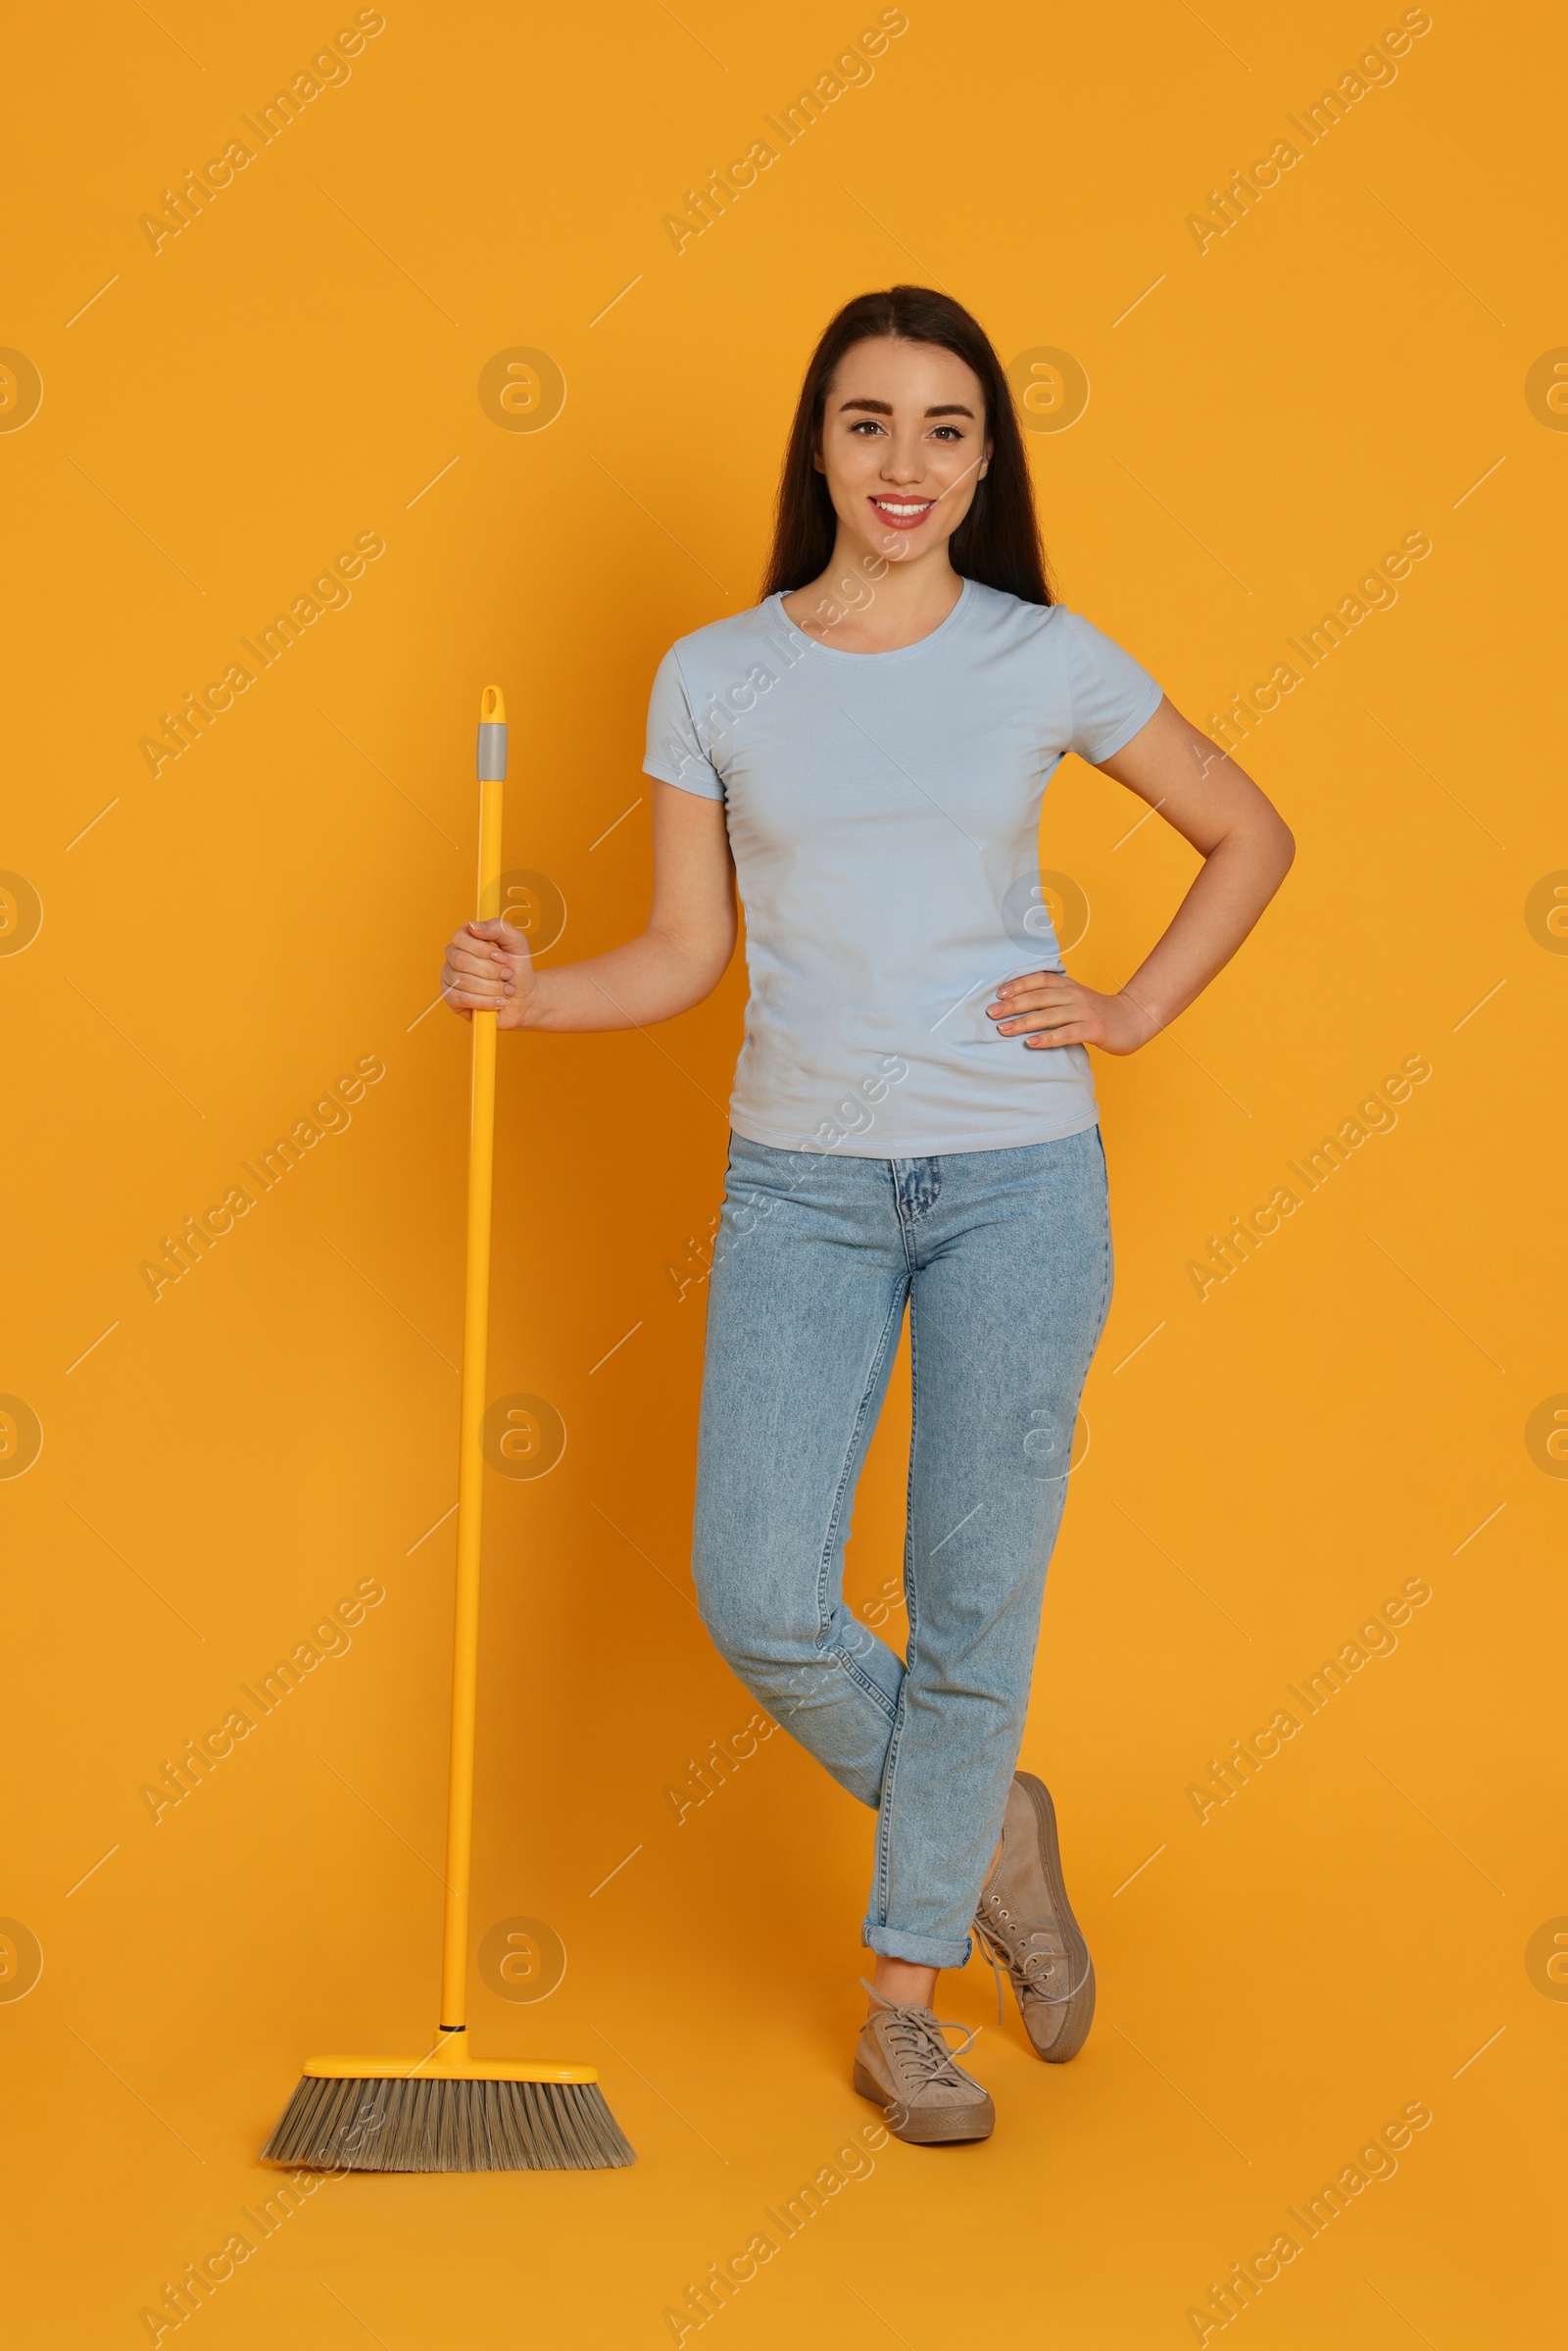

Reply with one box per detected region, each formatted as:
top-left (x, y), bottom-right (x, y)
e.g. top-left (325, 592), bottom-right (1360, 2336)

top-left (692, 1126), bottom-right (1112, 1968)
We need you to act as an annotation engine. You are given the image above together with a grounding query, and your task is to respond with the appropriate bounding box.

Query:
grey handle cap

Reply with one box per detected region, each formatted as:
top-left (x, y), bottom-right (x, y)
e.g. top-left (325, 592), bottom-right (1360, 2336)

top-left (476, 721), bottom-right (508, 781)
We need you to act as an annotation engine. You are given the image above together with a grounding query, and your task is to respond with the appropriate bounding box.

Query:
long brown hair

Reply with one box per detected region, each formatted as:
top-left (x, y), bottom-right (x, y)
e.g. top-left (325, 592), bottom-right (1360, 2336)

top-left (760, 284), bottom-right (1054, 606)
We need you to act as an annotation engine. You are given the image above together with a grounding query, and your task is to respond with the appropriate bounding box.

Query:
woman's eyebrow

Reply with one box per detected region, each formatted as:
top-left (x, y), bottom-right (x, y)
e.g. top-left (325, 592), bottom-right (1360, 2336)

top-left (836, 398), bottom-right (976, 418)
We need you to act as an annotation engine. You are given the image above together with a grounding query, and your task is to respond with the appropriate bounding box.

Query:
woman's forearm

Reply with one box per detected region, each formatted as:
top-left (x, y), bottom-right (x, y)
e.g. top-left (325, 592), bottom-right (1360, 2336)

top-left (519, 925), bottom-right (734, 1033)
top-left (1117, 817), bottom-right (1295, 1040)
top-left (441, 789), bottom-right (737, 1035)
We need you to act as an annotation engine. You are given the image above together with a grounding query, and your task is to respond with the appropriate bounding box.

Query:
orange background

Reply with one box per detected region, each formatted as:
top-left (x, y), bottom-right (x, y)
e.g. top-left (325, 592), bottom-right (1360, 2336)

top-left (3, 1), bottom-right (1564, 2343)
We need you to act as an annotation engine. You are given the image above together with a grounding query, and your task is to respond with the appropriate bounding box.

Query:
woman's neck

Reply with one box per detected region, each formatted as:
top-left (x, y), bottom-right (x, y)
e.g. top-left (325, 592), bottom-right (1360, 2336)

top-left (782, 537), bottom-right (964, 654)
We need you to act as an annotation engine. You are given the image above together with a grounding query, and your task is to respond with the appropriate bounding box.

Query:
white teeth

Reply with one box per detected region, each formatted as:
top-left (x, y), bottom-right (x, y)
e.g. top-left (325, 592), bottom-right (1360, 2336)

top-left (876, 501), bottom-right (931, 515)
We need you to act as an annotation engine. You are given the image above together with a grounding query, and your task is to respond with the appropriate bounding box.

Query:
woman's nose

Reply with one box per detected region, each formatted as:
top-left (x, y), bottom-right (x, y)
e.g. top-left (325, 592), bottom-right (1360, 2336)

top-left (880, 442), bottom-right (925, 482)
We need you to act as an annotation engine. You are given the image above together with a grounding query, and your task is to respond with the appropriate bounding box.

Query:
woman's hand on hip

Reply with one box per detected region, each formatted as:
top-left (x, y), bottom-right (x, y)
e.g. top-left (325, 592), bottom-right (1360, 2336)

top-left (441, 917), bottom-right (535, 1027)
top-left (986, 969), bottom-right (1159, 1055)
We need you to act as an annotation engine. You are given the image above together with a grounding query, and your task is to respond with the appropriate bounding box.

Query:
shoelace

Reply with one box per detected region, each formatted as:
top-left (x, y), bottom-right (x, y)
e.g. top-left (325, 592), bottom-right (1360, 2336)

top-left (974, 1893), bottom-right (1092, 2023)
top-left (859, 1979), bottom-right (978, 2089)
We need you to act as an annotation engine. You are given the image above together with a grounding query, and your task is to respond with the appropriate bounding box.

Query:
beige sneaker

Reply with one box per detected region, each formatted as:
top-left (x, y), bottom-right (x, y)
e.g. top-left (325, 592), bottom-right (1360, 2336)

top-left (974, 1771), bottom-right (1095, 2062)
top-left (853, 1982), bottom-right (995, 2144)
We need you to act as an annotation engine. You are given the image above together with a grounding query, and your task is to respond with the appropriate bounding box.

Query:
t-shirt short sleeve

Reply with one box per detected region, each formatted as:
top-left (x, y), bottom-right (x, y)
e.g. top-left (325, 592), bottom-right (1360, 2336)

top-left (643, 646), bottom-right (725, 802)
top-left (1060, 610), bottom-right (1164, 764)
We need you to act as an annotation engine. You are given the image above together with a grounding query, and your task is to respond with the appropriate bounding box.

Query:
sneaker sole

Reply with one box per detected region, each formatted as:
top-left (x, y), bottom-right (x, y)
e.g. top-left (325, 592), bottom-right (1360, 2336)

top-left (1013, 1771), bottom-right (1095, 2064)
top-left (852, 2059), bottom-right (995, 2143)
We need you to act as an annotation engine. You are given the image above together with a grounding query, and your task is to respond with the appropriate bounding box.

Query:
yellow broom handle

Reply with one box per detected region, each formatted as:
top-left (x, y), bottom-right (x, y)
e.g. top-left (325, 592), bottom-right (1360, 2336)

top-left (440, 683), bottom-right (507, 2034)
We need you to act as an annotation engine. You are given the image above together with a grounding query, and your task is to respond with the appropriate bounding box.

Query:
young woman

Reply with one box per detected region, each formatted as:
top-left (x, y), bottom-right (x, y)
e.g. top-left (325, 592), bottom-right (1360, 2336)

top-left (441, 286), bottom-right (1293, 2145)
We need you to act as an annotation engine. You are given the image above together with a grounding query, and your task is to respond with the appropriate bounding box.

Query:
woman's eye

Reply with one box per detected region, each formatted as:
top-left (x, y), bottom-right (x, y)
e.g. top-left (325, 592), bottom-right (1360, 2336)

top-left (932, 425), bottom-right (962, 441)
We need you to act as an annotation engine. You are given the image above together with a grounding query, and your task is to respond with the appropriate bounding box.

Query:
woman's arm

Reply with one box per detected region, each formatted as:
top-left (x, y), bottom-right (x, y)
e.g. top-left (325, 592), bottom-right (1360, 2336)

top-left (988, 698), bottom-right (1296, 1053)
top-left (441, 781), bottom-right (737, 1032)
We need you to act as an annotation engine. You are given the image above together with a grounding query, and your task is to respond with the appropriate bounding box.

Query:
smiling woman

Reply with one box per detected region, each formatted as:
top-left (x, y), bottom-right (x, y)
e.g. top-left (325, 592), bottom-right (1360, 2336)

top-left (764, 284), bottom-right (1049, 612)
top-left (438, 281), bottom-right (1296, 2146)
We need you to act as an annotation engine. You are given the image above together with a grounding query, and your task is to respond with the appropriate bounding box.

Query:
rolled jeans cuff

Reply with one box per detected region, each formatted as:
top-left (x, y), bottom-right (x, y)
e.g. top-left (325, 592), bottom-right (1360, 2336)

top-left (862, 1921), bottom-right (973, 1970)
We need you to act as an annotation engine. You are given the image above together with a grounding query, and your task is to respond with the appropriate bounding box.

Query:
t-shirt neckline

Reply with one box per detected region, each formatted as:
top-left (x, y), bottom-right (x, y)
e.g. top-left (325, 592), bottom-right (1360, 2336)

top-left (768, 575), bottom-right (973, 662)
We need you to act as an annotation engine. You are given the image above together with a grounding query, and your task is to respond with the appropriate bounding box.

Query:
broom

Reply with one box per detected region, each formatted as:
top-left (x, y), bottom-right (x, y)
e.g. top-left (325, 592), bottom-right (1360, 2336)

top-left (262, 684), bottom-right (634, 2173)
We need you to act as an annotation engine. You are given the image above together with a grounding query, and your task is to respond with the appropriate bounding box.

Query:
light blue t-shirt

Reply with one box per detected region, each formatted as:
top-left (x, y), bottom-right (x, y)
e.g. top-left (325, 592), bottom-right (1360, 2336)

top-left (643, 577), bottom-right (1163, 1157)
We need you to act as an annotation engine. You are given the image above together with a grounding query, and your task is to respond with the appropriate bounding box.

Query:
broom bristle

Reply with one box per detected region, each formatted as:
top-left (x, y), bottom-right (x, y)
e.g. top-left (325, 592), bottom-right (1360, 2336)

top-left (261, 2072), bottom-right (635, 2172)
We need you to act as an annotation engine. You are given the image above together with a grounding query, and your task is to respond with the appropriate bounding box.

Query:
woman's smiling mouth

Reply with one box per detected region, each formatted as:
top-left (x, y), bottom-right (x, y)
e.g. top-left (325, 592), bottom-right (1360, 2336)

top-left (869, 495), bottom-right (937, 529)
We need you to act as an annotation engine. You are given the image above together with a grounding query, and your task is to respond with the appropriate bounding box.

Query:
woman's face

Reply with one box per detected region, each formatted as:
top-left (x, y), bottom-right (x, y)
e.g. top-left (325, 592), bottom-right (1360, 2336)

top-left (814, 335), bottom-right (993, 567)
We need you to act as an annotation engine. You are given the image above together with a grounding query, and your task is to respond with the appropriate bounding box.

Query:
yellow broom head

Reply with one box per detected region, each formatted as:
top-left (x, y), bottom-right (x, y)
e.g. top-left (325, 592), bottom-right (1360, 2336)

top-left (261, 2039), bottom-right (634, 2174)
